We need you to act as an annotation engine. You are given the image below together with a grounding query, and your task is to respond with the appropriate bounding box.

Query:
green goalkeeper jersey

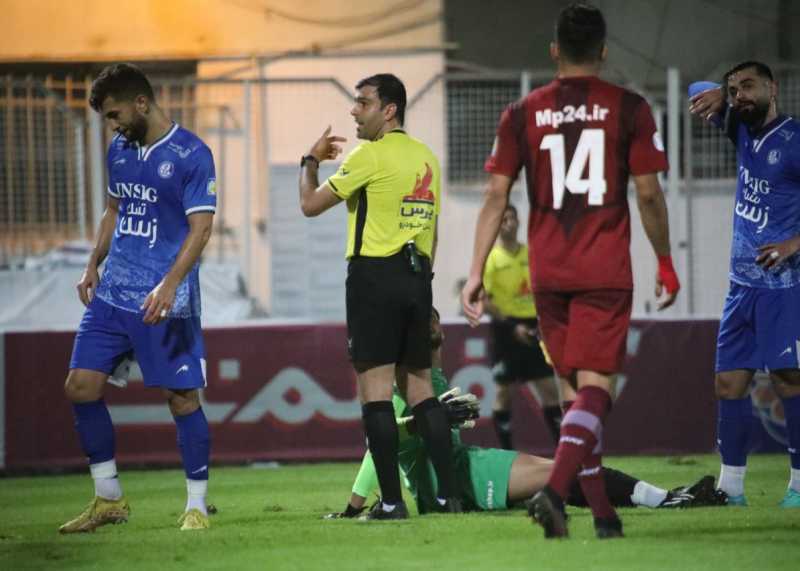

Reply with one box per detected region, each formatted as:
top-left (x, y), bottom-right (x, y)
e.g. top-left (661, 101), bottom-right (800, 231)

top-left (351, 367), bottom-right (460, 514)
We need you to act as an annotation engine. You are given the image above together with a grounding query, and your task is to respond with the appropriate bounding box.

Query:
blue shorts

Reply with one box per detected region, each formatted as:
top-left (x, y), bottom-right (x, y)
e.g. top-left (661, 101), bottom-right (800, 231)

top-left (716, 282), bottom-right (800, 373)
top-left (70, 297), bottom-right (207, 389)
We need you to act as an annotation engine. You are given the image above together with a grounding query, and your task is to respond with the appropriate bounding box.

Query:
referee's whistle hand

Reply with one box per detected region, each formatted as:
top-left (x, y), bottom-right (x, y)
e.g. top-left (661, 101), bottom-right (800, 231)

top-left (306, 125), bottom-right (347, 163)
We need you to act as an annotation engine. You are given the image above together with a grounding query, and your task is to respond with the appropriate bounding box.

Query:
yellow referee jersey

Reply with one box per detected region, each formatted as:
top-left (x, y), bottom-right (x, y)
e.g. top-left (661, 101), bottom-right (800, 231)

top-left (326, 129), bottom-right (441, 260)
top-left (484, 244), bottom-right (538, 318)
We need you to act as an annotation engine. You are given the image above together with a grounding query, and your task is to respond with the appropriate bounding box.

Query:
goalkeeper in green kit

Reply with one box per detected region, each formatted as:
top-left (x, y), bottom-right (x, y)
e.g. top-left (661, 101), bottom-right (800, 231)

top-left (324, 309), bottom-right (728, 518)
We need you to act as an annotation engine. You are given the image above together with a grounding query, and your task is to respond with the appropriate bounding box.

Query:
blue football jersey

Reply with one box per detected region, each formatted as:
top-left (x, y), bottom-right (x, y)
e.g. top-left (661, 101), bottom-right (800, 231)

top-left (94, 123), bottom-right (217, 317)
top-left (720, 108), bottom-right (800, 288)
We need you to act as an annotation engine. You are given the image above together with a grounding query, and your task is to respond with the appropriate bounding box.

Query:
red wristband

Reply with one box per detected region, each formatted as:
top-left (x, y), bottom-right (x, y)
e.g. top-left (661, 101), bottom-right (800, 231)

top-left (657, 255), bottom-right (680, 294)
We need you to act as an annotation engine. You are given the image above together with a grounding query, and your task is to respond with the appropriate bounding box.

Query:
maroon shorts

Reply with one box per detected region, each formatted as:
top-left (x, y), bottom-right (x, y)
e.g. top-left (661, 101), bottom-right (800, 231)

top-left (534, 289), bottom-right (632, 377)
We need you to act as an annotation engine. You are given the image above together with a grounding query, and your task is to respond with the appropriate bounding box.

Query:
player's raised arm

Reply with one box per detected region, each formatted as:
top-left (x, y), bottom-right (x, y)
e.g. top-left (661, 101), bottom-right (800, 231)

top-left (461, 173), bottom-right (514, 326)
top-left (632, 172), bottom-right (680, 310)
top-left (689, 82), bottom-right (727, 123)
top-left (77, 196), bottom-right (120, 307)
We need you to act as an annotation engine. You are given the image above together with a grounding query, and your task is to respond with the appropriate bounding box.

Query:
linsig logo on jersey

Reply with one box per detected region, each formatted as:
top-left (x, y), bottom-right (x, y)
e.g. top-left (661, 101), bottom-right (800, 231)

top-left (736, 166), bottom-right (771, 232)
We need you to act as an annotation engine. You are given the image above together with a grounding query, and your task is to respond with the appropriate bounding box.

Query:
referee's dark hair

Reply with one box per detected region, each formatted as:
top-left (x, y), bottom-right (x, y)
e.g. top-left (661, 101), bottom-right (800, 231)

top-left (356, 74), bottom-right (407, 126)
top-left (555, 4), bottom-right (606, 64)
top-left (90, 63), bottom-right (156, 111)
top-left (724, 61), bottom-right (774, 86)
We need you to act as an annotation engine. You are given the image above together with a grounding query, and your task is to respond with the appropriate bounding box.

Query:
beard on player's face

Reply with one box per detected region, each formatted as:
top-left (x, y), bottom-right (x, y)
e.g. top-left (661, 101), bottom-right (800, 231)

top-left (125, 110), bottom-right (149, 145)
top-left (736, 95), bottom-right (770, 127)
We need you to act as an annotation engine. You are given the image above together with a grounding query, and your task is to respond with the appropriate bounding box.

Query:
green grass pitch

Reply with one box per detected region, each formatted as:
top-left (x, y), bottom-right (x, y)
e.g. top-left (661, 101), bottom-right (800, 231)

top-left (2, 454), bottom-right (799, 570)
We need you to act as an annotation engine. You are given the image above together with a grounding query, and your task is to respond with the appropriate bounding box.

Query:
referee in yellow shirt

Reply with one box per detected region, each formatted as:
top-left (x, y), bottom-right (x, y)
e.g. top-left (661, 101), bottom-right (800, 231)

top-left (484, 205), bottom-right (560, 449)
top-left (298, 73), bottom-right (460, 520)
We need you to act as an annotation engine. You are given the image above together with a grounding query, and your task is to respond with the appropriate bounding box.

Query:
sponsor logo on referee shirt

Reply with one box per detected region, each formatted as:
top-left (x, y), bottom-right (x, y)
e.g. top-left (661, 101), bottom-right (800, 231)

top-left (399, 163), bottom-right (436, 225)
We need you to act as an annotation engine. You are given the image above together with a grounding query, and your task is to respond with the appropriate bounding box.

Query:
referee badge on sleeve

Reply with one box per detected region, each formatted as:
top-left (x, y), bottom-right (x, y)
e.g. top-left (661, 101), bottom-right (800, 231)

top-left (207, 178), bottom-right (217, 195)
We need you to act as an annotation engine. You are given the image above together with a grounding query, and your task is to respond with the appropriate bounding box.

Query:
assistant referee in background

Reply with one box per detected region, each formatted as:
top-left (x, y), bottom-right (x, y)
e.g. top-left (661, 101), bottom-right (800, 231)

top-left (298, 73), bottom-right (461, 519)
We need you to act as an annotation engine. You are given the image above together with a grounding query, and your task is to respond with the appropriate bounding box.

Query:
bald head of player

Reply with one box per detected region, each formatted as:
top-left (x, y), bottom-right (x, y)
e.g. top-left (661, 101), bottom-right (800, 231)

top-left (723, 61), bottom-right (778, 130)
top-left (551, 4), bottom-right (608, 74)
top-left (89, 63), bottom-right (169, 146)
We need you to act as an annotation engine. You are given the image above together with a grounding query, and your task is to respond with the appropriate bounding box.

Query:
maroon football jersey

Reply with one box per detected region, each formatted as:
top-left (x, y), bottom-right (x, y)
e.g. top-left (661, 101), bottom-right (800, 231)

top-left (485, 76), bottom-right (668, 292)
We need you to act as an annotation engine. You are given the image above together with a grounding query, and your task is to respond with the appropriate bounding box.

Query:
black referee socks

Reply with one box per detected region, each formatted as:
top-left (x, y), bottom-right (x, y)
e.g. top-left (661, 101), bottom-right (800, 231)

top-left (362, 400), bottom-right (403, 505)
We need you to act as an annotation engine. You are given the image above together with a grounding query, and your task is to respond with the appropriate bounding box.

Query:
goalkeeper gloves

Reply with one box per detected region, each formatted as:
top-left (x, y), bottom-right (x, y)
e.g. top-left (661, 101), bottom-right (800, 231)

top-left (438, 387), bottom-right (481, 429)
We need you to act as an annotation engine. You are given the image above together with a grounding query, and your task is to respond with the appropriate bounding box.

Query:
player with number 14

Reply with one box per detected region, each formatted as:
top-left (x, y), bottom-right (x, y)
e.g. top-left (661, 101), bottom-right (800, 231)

top-left (461, 3), bottom-right (680, 539)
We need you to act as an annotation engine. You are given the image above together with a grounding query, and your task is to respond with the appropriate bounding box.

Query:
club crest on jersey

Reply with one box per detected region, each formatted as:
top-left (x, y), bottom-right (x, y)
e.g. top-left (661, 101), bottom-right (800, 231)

top-left (768, 149), bottom-right (781, 165)
top-left (158, 161), bottom-right (174, 178)
top-left (207, 178), bottom-right (217, 195)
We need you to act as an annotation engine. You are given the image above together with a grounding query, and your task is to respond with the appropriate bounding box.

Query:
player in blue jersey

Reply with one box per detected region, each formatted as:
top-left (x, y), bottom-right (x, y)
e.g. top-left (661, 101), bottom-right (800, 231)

top-left (690, 61), bottom-right (800, 508)
top-left (59, 64), bottom-right (217, 533)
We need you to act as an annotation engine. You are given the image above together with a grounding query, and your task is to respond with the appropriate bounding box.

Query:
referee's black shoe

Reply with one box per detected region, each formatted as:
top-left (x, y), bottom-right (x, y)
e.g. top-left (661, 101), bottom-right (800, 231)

top-left (359, 500), bottom-right (410, 521)
top-left (594, 517), bottom-right (624, 539)
top-left (529, 486), bottom-right (569, 539)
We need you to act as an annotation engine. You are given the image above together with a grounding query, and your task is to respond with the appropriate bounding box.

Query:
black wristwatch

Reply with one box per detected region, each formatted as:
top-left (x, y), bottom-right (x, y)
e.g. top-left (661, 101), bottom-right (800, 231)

top-left (301, 155), bottom-right (320, 168)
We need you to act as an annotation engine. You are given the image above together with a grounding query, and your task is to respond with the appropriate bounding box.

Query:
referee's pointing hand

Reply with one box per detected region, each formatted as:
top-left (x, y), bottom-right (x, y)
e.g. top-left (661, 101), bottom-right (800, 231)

top-left (306, 125), bottom-right (347, 163)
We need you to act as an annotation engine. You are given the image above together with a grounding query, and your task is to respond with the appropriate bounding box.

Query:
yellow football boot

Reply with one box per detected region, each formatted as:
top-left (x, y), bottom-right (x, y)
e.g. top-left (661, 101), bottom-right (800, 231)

top-left (59, 496), bottom-right (130, 534)
top-left (178, 508), bottom-right (210, 530)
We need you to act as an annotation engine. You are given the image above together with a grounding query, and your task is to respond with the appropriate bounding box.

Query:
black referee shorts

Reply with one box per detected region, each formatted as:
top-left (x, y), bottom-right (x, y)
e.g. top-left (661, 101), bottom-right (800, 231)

top-left (490, 317), bottom-right (553, 384)
top-left (345, 252), bottom-right (432, 370)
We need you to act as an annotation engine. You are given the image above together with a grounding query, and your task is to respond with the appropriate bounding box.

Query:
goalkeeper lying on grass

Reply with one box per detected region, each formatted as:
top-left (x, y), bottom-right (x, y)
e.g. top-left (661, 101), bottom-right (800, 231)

top-left (325, 308), bottom-right (727, 518)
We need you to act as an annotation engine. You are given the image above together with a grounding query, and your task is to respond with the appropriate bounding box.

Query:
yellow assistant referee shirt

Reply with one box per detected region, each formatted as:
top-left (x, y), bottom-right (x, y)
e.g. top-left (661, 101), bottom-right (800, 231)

top-left (484, 245), bottom-right (538, 318)
top-left (326, 129), bottom-right (441, 260)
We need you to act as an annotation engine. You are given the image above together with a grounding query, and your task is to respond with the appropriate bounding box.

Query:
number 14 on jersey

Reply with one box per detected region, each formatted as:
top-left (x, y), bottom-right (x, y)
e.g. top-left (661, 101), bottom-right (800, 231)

top-left (540, 129), bottom-right (606, 210)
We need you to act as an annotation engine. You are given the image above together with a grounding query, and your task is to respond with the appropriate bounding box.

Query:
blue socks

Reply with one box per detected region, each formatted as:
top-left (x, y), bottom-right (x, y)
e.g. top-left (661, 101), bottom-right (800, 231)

top-left (73, 399), bottom-right (115, 465)
top-left (718, 396), bottom-right (752, 467)
top-left (718, 396), bottom-right (752, 497)
top-left (175, 407), bottom-right (211, 481)
top-left (782, 393), bottom-right (800, 471)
